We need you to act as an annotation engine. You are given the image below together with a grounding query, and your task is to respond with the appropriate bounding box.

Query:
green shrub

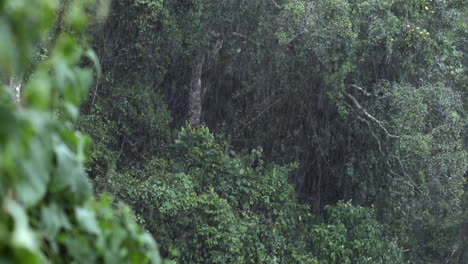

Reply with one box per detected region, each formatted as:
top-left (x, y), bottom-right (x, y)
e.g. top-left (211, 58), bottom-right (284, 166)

top-left (103, 126), bottom-right (316, 263)
top-left (101, 126), bottom-right (404, 263)
top-left (311, 201), bottom-right (403, 264)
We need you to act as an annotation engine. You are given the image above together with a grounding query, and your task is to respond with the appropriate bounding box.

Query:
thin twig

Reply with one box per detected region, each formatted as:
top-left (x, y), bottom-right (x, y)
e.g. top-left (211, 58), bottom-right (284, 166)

top-left (389, 154), bottom-right (422, 194)
top-left (244, 96), bottom-right (285, 127)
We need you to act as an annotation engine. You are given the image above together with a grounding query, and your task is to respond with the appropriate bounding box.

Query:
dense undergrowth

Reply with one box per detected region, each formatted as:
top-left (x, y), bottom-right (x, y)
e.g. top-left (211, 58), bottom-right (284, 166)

top-left (94, 125), bottom-right (402, 263)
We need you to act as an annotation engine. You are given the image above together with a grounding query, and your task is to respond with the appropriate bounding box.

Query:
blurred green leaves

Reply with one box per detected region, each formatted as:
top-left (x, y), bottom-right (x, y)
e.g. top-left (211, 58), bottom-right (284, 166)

top-left (0, 0), bottom-right (163, 263)
top-left (0, 0), bottom-right (58, 76)
top-left (51, 143), bottom-right (84, 192)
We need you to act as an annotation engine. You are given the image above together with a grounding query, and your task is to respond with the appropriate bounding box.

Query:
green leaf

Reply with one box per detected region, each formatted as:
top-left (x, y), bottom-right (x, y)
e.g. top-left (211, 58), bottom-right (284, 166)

top-left (40, 203), bottom-right (71, 237)
top-left (24, 73), bottom-right (52, 110)
top-left (67, 171), bottom-right (92, 203)
top-left (3, 198), bottom-right (46, 264)
top-left (50, 143), bottom-right (82, 192)
top-left (85, 49), bottom-right (101, 79)
top-left (64, 102), bottom-right (79, 120)
top-left (0, 19), bottom-right (17, 75)
top-left (3, 198), bottom-right (38, 251)
top-left (75, 206), bottom-right (101, 235)
top-left (16, 139), bottom-right (51, 207)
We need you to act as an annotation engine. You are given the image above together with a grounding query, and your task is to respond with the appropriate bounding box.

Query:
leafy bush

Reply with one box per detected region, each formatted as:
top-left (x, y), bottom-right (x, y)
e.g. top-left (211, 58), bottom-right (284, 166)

top-left (0, 0), bottom-right (161, 263)
top-left (102, 126), bottom-right (403, 263)
top-left (311, 201), bottom-right (403, 264)
top-left (102, 126), bottom-right (316, 263)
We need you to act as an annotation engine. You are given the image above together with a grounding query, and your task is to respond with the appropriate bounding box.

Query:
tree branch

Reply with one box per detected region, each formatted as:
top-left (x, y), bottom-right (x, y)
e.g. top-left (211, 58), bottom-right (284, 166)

top-left (345, 91), bottom-right (399, 138)
top-left (349, 84), bottom-right (371, 96)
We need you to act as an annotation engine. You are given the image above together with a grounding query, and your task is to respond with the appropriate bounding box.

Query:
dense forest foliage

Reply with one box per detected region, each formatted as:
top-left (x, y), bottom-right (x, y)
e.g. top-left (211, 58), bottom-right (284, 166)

top-left (1, 0), bottom-right (467, 263)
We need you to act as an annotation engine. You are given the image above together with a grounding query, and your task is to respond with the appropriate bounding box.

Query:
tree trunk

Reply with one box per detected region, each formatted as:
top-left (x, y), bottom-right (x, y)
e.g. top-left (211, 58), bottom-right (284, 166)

top-left (188, 53), bottom-right (206, 127)
top-left (10, 75), bottom-right (22, 104)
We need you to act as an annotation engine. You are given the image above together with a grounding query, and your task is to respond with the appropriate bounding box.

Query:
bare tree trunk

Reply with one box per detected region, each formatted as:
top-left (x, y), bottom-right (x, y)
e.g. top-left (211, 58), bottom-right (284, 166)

top-left (10, 75), bottom-right (22, 104)
top-left (188, 53), bottom-right (206, 127)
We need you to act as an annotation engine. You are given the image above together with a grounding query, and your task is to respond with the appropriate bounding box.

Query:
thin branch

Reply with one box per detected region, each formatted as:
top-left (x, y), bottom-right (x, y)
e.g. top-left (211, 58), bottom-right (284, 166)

top-left (349, 84), bottom-right (371, 96)
top-left (90, 78), bottom-right (100, 110)
top-left (345, 91), bottom-right (399, 138)
top-left (357, 115), bottom-right (384, 155)
top-left (90, 47), bottom-right (103, 111)
top-left (389, 154), bottom-right (422, 194)
top-left (116, 135), bottom-right (126, 162)
top-left (244, 96), bottom-right (285, 127)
